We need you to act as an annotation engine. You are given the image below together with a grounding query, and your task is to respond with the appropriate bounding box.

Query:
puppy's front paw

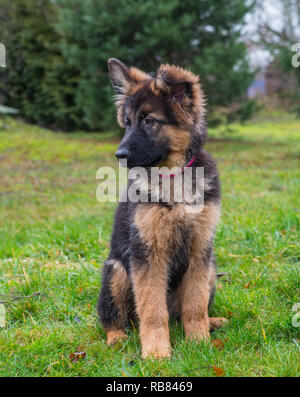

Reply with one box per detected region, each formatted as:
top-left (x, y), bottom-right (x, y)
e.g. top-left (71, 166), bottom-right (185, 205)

top-left (185, 319), bottom-right (210, 342)
top-left (141, 328), bottom-right (171, 359)
top-left (142, 344), bottom-right (171, 360)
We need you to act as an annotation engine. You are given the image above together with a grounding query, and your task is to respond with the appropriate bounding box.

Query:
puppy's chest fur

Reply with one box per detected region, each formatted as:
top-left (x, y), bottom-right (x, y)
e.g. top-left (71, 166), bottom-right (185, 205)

top-left (133, 201), bottom-right (220, 289)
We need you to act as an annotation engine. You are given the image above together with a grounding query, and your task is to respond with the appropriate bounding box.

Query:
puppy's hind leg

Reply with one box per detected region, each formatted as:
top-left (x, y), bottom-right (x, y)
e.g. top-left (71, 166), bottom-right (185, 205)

top-left (207, 259), bottom-right (228, 331)
top-left (98, 259), bottom-right (131, 345)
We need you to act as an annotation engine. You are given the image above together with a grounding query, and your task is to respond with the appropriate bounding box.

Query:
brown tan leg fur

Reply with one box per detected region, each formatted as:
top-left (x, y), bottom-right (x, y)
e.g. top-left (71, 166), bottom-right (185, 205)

top-left (106, 261), bottom-right (130, 345)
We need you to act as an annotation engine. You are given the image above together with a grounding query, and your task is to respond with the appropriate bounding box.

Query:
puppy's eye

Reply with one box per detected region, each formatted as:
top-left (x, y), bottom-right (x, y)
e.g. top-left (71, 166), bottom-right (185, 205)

top-left (125, 117), bottom-right (131, 127)
top-left (144, 117), bottom-right (154, 126)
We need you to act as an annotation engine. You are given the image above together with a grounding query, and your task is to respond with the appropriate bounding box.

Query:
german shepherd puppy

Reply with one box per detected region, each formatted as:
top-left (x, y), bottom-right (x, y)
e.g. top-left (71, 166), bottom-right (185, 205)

top-left (98, 58), bottom-right (227, 359)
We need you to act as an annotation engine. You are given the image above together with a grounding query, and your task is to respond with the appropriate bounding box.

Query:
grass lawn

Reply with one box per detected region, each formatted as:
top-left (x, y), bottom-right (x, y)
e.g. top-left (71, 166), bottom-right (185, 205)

top-left (0, 111), bottom-right (299, 377)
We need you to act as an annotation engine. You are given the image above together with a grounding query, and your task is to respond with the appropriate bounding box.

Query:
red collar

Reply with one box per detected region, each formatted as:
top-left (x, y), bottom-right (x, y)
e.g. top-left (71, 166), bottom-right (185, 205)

top-left (159, 155), bottom-right (196, 178)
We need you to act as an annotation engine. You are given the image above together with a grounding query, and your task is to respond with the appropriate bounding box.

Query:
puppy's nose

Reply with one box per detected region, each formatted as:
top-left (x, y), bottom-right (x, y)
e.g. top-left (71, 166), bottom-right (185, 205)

top-left (115, 148), bottom-right (130, 159)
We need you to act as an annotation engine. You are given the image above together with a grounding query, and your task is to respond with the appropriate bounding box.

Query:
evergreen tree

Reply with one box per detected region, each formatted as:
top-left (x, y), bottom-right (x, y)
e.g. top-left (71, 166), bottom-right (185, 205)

top-left (1, 0), bottom-right (255, 130)
top-left (0, 0), bottom-right (82, 130)
top-left (55, 0), bottom-right (255, 130)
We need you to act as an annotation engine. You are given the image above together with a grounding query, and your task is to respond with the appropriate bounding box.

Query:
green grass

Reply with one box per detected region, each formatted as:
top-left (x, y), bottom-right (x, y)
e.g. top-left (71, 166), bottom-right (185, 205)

top-left (0, 112), bottom-right (299, 377)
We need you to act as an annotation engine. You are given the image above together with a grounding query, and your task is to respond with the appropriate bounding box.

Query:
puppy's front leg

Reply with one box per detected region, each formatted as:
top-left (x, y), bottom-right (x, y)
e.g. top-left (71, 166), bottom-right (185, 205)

top-left (180, 263), bottom-right (210, 342)
top-left (131, 264), bottom-right (171, 359)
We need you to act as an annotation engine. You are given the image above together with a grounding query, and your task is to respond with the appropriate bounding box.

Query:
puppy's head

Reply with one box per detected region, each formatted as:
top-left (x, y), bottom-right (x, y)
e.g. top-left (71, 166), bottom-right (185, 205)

top-left (108, 58), bottom-right (206, 168)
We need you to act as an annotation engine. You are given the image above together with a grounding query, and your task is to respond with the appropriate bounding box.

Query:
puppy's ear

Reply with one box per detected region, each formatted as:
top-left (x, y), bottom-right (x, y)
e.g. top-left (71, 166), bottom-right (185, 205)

top-left (107, 58), bottom-right (150, 127)
top-left (156, 70), bottom-right (193, 104)
top-left (108, 58), bottom-right (150, 95)
top-left (156, 64), bottom-right (205, 125)
top-left (107, 58), bottom-right (131, 95)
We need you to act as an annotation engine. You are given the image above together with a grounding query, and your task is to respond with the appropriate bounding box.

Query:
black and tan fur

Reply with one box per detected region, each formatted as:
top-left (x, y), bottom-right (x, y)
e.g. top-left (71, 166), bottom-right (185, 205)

top-left (97, 58), bottom-right (227, 359)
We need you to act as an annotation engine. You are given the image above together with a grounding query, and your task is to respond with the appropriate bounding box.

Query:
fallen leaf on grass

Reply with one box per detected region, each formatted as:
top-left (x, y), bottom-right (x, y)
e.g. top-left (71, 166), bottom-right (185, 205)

top-left (69, 349), bottom-right (86, 362)
top-left (226, 311), bottom-right (235, 318)
top-left (212, 366), bottom-right (225, 377)
top-left (212, 339), bottom-right (226, 350)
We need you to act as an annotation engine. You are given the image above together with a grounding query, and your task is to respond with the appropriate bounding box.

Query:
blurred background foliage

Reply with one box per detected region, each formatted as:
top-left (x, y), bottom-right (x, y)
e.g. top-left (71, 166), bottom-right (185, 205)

top-left (0, 0), bottom-right (299, 131)
top-left (254, 0), bottom-right (300, 115)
